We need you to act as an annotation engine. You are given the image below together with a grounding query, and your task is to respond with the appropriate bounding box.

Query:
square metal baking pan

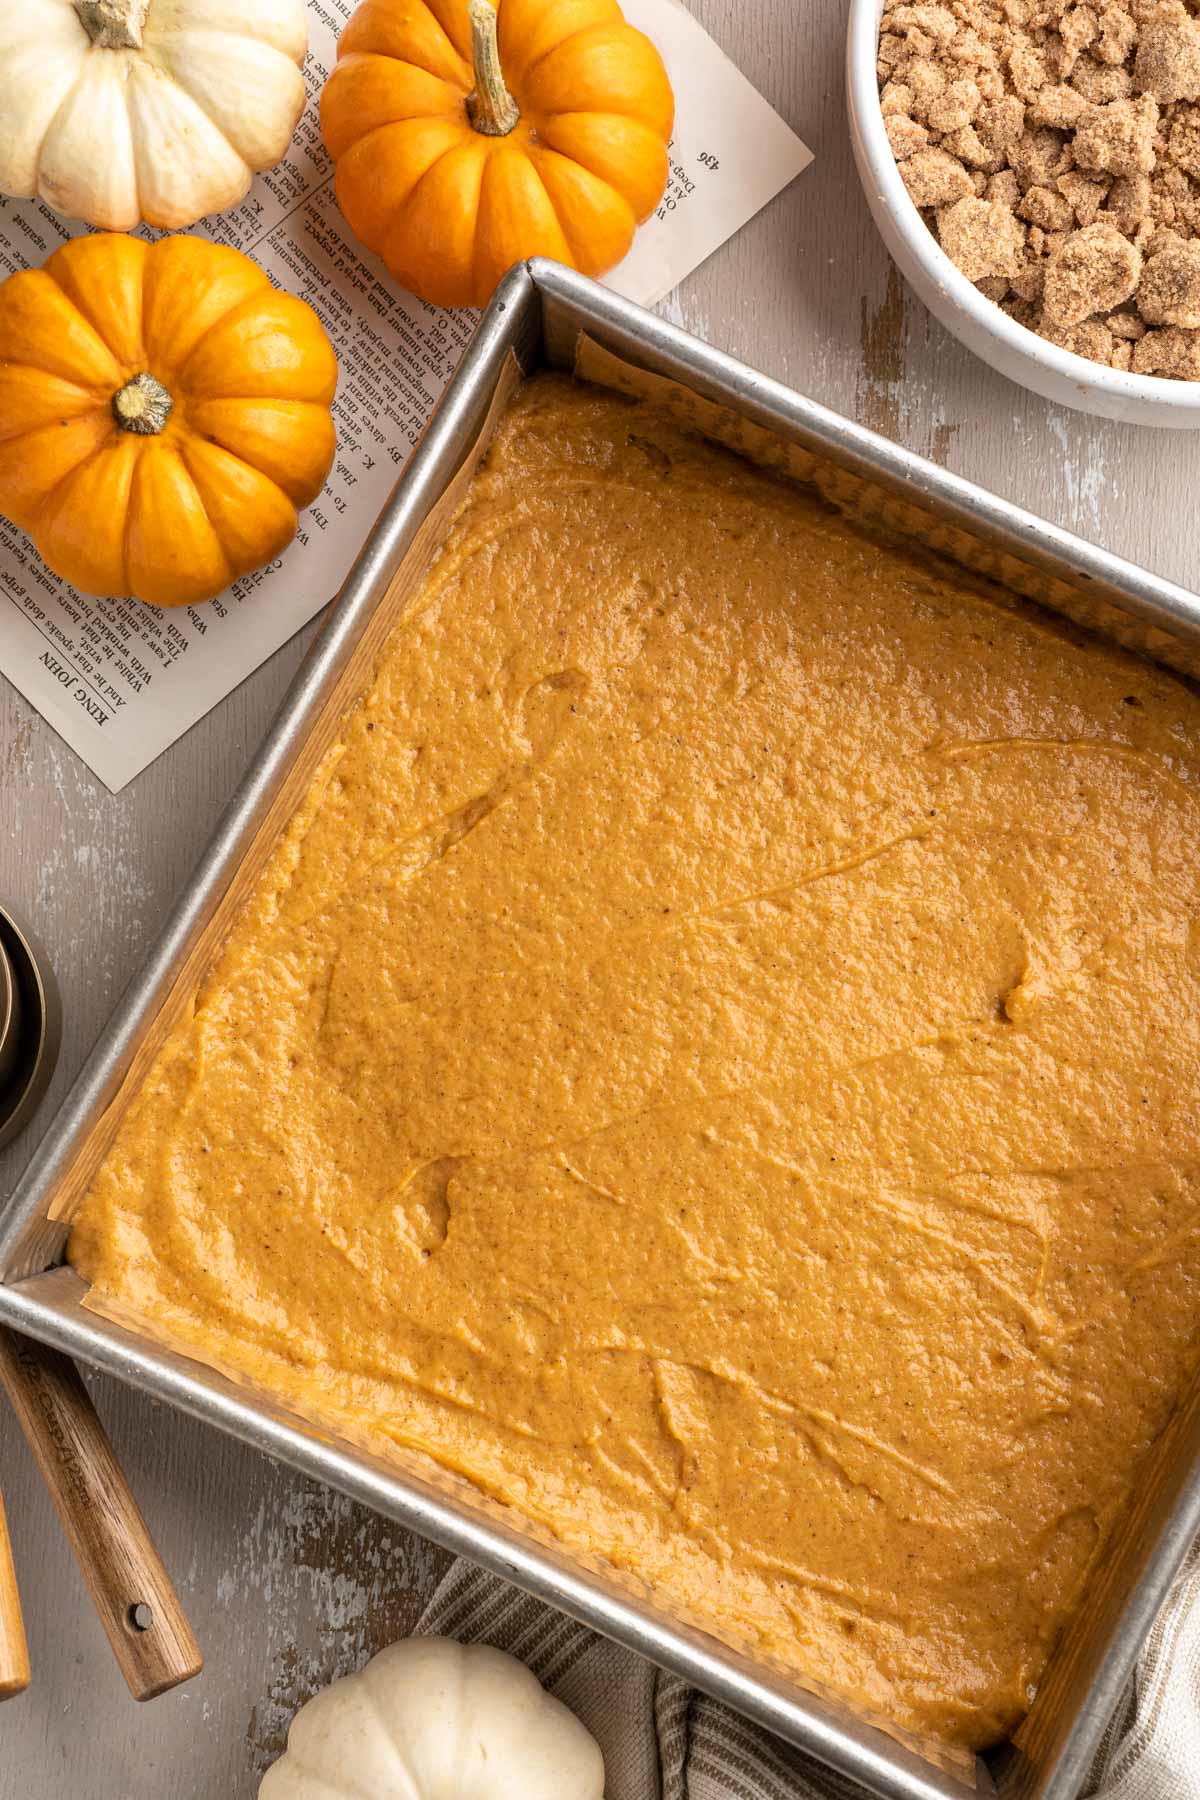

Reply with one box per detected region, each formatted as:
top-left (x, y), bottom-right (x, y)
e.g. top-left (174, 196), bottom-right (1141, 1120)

top-left (4, 259), bottom-right (1200, 1800)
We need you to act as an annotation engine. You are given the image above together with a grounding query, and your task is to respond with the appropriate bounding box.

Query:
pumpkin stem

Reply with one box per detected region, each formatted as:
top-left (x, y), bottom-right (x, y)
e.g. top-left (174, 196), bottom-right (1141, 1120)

top-left (112, 373), bottom-right (174, 437)
top-left (467, 0), bottom-right (520, 137)
top-left (74, 0), bottom-right (148, 50)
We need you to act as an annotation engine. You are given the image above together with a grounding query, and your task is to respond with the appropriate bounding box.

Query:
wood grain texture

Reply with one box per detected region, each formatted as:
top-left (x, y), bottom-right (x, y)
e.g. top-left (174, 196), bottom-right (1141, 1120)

top-left (0, 0), bottom-right (1198, 1790)
top-left (0, 1331), bottom-right (201, 1700)
top-left (0, 1489), bottom-right (30, 1699)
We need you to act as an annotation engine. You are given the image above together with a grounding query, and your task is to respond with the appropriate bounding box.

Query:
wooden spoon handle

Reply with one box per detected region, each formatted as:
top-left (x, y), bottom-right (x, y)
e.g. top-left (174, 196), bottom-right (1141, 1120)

top-left (0, 1488), bottom-right (30, 1699)
top-left (0, 1329), bottom-right (202, 1700)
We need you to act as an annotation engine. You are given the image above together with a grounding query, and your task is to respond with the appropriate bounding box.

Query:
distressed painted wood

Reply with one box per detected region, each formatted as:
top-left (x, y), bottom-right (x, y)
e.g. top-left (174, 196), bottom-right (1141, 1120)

top-left (1, 0), bottom-right (1198, 1790)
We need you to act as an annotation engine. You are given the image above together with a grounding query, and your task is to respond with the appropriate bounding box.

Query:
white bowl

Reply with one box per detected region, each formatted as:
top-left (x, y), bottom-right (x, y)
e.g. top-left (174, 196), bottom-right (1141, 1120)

top-left (846, 0), bottom-right (1200, 427)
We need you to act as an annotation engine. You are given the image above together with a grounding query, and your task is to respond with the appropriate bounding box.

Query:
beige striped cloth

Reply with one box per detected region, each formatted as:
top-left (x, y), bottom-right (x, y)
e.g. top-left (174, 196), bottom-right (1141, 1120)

top-left (417, 1551), bottom-right (1200, 1800)
top-left (1085, 1536), bottom-right (1200, 1800)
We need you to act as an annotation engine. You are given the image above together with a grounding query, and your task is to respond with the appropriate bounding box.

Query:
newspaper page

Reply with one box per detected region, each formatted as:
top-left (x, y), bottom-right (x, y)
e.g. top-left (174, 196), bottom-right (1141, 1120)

top-left (0, 0), bottom-right (811, 791)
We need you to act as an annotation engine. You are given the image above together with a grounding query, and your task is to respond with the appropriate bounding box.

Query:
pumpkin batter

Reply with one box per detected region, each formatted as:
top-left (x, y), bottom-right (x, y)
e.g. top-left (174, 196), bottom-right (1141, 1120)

top-left (70, 376), bottom-right (1200, 1751)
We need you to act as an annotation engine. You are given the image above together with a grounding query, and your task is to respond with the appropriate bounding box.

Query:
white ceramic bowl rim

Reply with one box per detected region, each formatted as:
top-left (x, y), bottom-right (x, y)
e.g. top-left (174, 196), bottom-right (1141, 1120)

top-left (847, 0), bottom-right (1200, 413)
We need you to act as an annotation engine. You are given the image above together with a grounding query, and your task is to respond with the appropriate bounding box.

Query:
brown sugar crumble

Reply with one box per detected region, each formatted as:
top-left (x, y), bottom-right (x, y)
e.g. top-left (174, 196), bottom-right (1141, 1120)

top-left (878, 0), bottom-right (1200, 378)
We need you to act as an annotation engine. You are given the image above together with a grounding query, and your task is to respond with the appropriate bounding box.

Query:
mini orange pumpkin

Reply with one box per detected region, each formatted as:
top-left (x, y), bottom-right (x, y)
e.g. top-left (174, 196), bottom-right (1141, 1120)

top-left (320, 0), bottom-right (674, 308)
top-left (0, 234), bottom-right (338, 609)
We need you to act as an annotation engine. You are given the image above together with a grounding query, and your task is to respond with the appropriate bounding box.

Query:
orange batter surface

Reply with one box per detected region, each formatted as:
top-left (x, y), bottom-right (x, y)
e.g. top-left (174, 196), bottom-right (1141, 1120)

top-left (71, 376), bottom-right (1200, 1749)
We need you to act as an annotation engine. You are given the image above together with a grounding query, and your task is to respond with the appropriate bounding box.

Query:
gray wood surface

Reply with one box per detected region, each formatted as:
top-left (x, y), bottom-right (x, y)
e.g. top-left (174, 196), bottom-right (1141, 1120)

top-left (1, 1), bottom-right (1197, 1792)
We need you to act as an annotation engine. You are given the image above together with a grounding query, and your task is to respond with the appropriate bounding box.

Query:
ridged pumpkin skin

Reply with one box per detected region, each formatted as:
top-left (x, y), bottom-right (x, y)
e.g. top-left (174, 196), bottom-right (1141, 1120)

top-left (0, 0), bottom-right (309, 233)
top-left (0, 234), bottom-right (337, 608)
top-left (320, 0), bottom-right (674, 308)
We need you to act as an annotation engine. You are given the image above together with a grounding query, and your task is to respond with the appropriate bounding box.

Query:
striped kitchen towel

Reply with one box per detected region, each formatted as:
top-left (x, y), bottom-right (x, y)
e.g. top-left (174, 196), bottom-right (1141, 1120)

top-left (416, 1557), bottom-right (867, 1798)
top-left (1084, 1534), bottom-right (1200, 1800)
top-left (417, 1556), bottom-right (1200, 1799)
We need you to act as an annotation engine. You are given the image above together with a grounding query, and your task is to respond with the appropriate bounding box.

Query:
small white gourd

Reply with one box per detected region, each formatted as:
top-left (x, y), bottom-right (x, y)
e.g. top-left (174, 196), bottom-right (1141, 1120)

top-left (0, 0), bottom-right (308, 230)
top-left (259, 1636), bottom-right (606, 1800)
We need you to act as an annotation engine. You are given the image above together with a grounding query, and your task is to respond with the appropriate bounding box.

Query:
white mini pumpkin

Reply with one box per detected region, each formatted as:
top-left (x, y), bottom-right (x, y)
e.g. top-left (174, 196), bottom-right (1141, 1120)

top-left (0, 0), bottom-right (308, 230)
top-left (259, 1637), bottom-right (606, 1800)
